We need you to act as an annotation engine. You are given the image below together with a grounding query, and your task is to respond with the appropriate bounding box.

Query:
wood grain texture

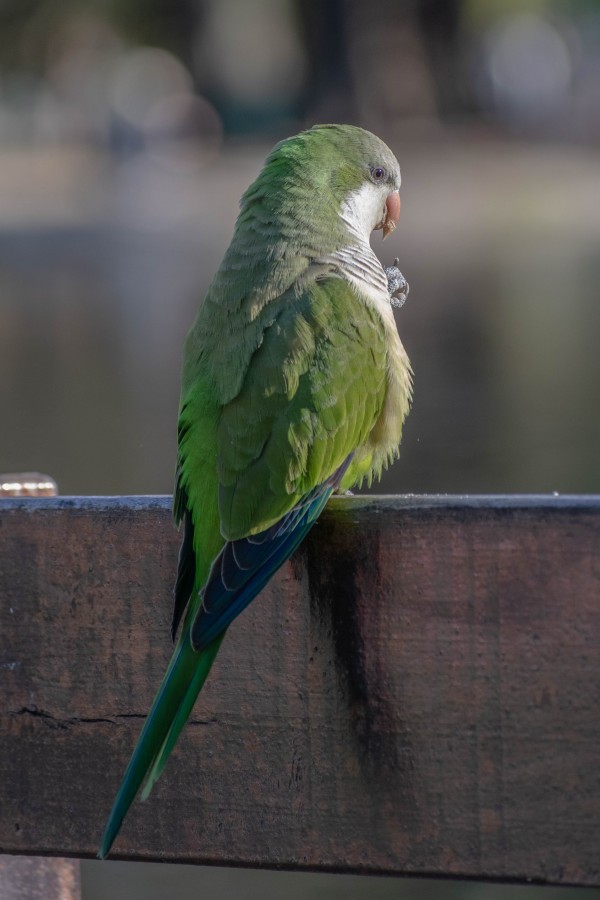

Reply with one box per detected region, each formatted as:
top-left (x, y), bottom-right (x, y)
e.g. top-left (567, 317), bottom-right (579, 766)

top-left (0, 495), bottom-right (599, 884)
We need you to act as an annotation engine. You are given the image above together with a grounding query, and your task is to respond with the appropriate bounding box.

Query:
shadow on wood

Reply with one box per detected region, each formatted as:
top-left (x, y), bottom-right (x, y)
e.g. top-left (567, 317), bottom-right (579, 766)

top-left (0, 495), bottom-right (599, 886)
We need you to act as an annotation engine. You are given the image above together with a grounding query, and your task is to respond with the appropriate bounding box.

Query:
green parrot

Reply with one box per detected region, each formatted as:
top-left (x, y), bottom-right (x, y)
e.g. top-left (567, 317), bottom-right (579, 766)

top-left (98, 123), bottom-right (412, 858)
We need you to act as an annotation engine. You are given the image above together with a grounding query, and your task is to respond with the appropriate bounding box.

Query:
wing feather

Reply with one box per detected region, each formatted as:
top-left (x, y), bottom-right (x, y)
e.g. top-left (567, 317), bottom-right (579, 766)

top-left (191, 456), bottom-right (352, 650)
top-left (217, 276), bottom-right (389, 541)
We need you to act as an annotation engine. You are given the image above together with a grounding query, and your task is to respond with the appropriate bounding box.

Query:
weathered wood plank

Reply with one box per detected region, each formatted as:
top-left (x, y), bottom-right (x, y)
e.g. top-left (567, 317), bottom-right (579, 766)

top-left (0, 495), bottom-right (599, 885)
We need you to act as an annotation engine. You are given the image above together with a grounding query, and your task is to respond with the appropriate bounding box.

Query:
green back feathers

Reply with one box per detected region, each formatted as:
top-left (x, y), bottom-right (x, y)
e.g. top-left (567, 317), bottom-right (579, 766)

top-left (217, 276), bottom-right (389, 540)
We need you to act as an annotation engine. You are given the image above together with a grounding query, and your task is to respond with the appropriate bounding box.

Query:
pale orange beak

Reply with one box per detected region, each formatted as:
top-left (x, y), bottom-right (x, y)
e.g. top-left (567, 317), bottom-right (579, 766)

top-left (381, 190), bottom-right (401, 240)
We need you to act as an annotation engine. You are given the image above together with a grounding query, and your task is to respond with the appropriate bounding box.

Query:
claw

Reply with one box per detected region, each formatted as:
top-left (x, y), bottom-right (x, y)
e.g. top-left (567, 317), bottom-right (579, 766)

top-left (384, 258), bottom-right (409, 308)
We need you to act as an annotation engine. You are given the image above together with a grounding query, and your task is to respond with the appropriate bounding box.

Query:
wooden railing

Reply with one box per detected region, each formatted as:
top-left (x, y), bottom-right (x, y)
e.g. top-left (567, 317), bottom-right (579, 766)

top-left (1, 495), bottom-right (599, 893)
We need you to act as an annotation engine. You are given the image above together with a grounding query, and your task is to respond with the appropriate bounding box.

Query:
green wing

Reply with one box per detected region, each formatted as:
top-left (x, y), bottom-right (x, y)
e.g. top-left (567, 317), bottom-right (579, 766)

top-left (217, 275), bottom-right (390, 541)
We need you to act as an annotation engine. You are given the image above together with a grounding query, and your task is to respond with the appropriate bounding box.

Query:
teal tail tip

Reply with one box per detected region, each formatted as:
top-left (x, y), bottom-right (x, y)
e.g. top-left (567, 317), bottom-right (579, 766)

top-left (98, 812), bottom-right (123, 860)
top-left (98, 823), bottom-right (118, 859)
top-left (96, 636), bottom-right (224, 860)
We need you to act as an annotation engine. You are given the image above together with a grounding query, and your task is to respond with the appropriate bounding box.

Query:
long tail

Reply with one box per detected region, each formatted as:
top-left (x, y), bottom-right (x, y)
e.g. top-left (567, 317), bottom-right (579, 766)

top-left (99, 459), bottom-right (353, 859)
top-left (98, 631), bottom-right (224, 859)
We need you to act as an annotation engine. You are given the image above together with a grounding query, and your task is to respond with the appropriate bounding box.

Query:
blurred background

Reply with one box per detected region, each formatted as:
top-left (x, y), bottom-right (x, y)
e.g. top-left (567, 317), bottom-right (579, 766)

top-left (2, 0), bottom-right (599, 498)
top-left (1, 0), bottom-right (599, 896)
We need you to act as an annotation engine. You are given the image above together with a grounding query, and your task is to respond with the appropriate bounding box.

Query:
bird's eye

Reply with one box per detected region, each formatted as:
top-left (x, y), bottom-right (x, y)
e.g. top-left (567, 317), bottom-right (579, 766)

top-left (370, 166), bottom-right (387, 182)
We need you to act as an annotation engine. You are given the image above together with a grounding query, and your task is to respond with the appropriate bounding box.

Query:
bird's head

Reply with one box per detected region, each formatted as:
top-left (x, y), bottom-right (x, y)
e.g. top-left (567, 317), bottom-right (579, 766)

top-left (307, 124), bottom-right (401, 242)
top-left (239, 123), bottom-right (401, 251)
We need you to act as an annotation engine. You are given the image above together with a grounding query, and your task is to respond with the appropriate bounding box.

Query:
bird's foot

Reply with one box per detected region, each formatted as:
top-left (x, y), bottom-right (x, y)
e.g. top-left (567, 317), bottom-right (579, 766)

top-left (384, 258), bottom-right (409, 308)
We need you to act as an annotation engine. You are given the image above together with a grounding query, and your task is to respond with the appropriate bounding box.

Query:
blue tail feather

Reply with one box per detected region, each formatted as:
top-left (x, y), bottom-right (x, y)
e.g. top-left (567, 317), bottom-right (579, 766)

top-left (191, 456), bottom-right (351, 651)
top-left (192, 489), bottom-right (331, 650)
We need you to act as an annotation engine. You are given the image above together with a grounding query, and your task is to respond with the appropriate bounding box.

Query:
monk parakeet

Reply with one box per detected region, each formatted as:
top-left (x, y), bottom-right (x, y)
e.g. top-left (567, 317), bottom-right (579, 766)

top-left (99, 123), bottom-right (412, 858)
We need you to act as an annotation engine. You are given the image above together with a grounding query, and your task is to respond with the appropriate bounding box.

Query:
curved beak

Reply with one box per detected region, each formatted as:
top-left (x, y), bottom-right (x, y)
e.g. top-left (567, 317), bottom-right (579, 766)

top-left (380, 190), bottom-right (401, 240)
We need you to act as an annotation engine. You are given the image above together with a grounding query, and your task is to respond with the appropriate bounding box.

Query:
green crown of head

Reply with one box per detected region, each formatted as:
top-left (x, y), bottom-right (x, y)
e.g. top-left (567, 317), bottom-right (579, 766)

top-left (237, 124), bottom-right (400, 240)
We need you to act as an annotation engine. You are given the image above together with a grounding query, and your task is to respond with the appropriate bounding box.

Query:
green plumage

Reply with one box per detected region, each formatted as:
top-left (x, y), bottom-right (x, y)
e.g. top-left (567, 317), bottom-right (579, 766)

top-left (216, 277), bottom-right (388, 537)
top-left (99, 124), bottom-right (412, 859)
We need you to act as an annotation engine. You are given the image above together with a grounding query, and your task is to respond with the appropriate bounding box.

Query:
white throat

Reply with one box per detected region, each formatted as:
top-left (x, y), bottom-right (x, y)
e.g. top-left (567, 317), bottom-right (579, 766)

top-left (316, 182), bottom-right (394, 320)
top-left (339, 181), bottom-right (388, 242)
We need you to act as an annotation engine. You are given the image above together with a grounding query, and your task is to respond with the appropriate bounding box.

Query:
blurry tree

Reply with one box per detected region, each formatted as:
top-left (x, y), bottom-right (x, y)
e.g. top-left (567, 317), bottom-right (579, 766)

top-left (105, 0), bottom-right (199, 74)
top-left (296, 0), bottom-right (355, 123)
top-left (297, 0), bottom-right (471, 129)
top-left (0, 0), bottom-right (59, 75)
top-left (0, 0), bottom-right (598, 140)
top-left (0, 0), bottom-right (455, 134)
top-left (416, 0), bottom-right (470, 115)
